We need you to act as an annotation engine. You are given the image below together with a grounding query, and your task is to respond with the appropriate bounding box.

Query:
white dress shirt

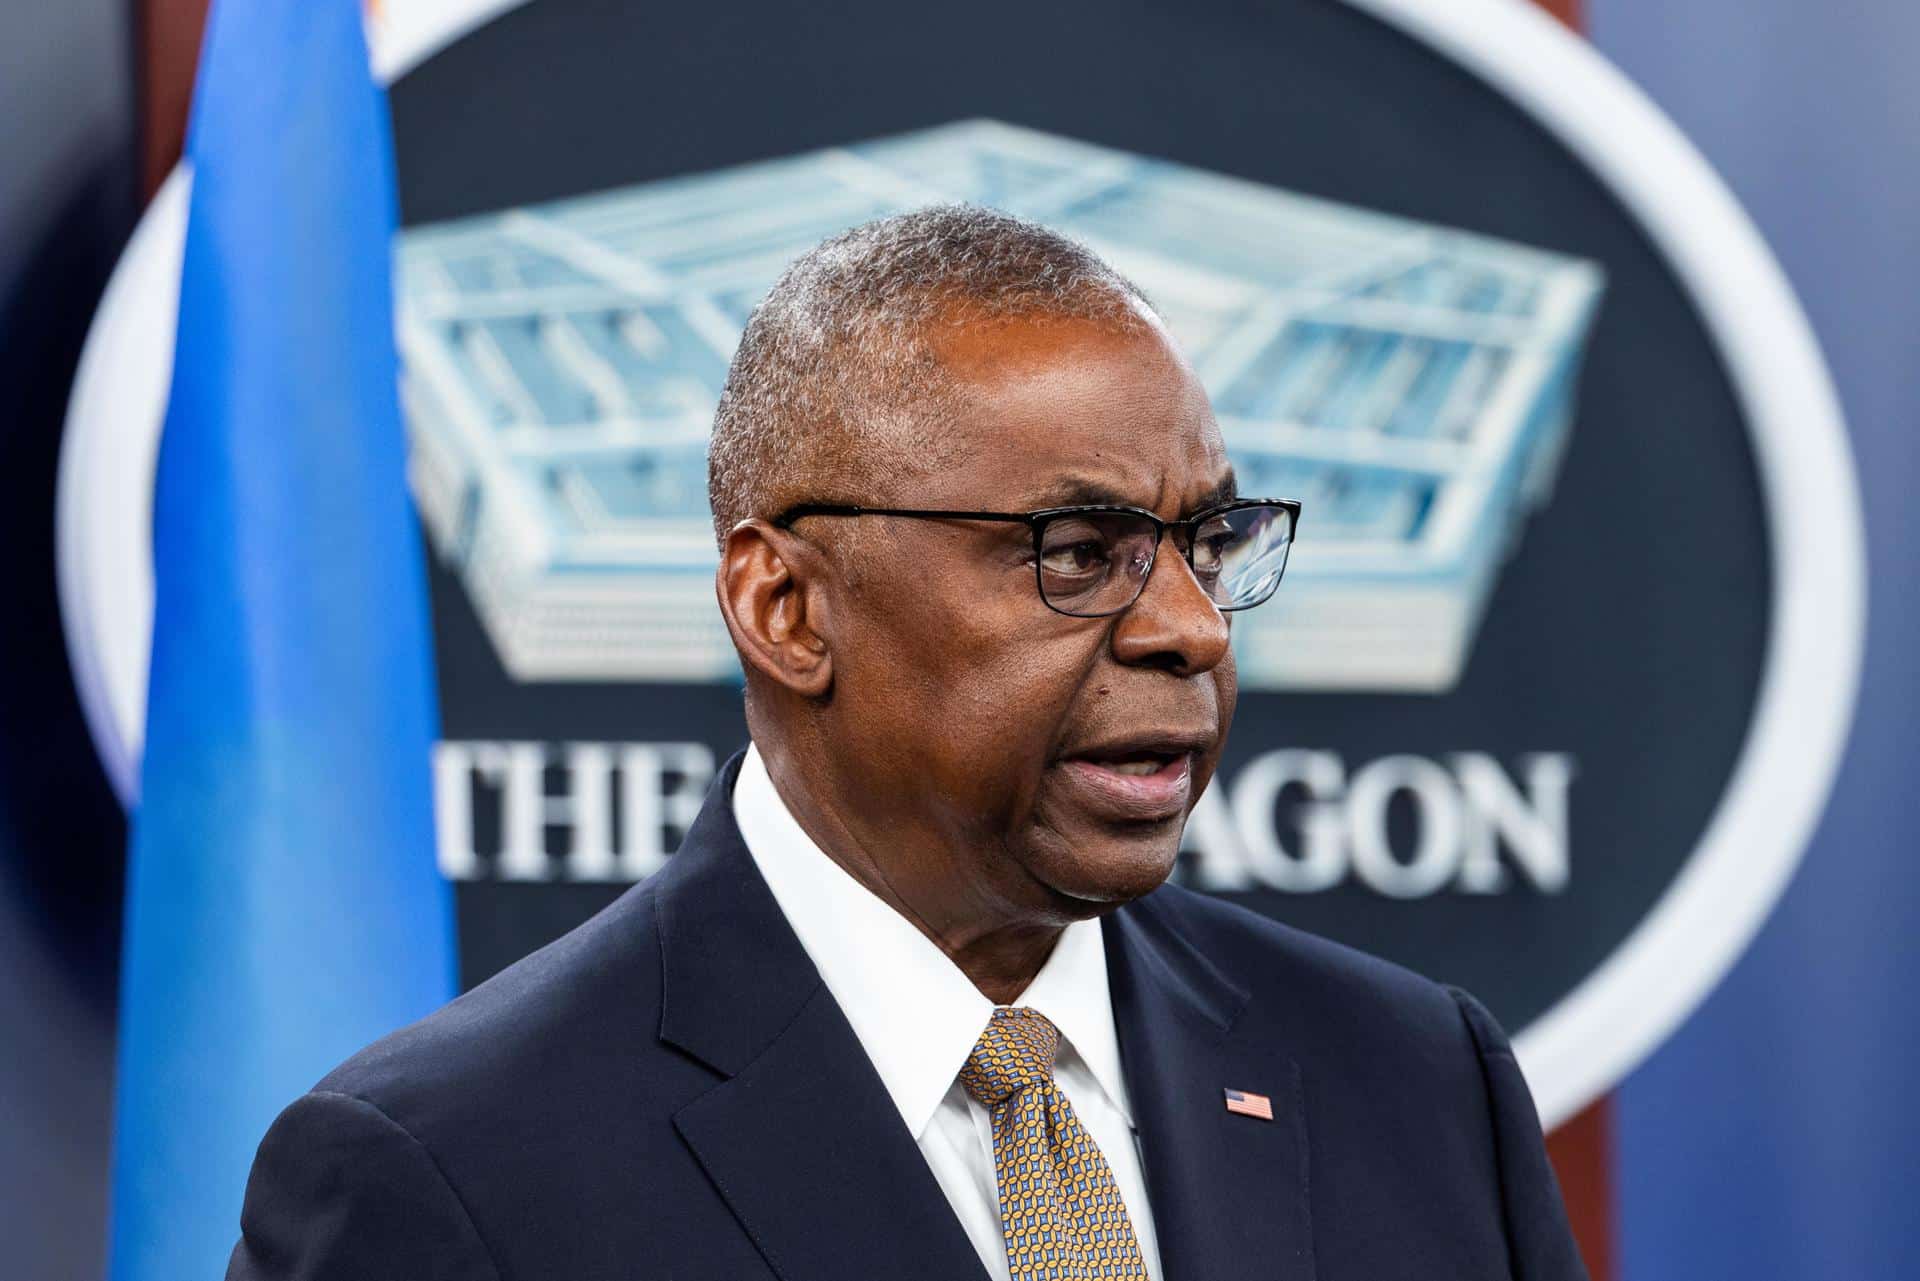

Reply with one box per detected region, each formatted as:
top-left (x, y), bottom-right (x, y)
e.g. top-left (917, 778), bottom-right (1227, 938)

top-left (733, 744), bottom-right (1164, 1281)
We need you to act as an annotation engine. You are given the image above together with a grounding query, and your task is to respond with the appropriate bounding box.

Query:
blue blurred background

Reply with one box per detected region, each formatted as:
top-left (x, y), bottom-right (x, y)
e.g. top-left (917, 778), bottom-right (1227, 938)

top-left (1590, 5), bottom-right (1920, 1277)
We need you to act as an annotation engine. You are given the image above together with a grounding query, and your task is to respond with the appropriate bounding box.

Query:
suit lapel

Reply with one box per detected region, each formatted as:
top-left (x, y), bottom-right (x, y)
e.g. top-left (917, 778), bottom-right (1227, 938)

top-left (672, 987), bottom-right (990, 1281)
top-left (652, 751), bottom-right (988, 1281)
top-left (1105, 897), bottom-right (1316, 1281)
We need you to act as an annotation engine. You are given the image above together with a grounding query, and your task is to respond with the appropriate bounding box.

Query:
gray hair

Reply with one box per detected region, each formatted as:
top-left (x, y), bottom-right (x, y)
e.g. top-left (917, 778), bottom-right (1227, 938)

top-left (706, 204), bottom-right (1154, 546)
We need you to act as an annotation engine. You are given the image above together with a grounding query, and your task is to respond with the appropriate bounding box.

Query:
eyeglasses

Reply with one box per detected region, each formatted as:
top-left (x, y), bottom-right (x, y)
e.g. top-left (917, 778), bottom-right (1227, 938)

top-left (772, 498), bottom-right (1300, 618)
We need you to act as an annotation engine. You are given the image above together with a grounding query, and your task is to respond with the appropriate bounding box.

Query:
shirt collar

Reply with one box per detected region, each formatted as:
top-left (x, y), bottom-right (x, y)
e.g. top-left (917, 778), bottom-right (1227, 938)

top-left (732, 743), bottom-right (1135, 1138)
top-left (1016, 899), bottom-right (1135, 1129)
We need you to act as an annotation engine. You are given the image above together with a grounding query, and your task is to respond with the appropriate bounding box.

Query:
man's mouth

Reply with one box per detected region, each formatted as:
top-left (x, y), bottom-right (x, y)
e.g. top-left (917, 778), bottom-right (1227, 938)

top-left (1104, 756), bottom-right (1178, 777)
top-left (1054, 737), bottom-right (1208, 822)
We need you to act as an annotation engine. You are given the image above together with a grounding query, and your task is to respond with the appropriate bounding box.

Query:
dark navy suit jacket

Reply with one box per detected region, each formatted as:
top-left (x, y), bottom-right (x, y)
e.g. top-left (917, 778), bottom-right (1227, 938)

top-left (228, 750), bottom-right (1586, 1281)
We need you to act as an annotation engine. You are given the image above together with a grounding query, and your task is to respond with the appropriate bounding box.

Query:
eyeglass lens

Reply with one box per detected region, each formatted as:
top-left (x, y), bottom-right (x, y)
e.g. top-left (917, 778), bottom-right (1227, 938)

top-left (1035, 504), bottom-right (1295, 617)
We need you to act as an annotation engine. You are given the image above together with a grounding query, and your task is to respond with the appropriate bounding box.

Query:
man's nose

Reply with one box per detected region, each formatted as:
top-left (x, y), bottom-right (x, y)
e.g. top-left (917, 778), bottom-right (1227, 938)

top-left (1108, 536), bottom-right (1232, 675)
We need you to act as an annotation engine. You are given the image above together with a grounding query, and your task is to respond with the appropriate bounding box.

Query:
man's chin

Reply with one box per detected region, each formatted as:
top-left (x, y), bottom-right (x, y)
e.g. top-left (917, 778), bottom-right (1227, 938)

top-left (1027, 821), bottom-right (1186, 912)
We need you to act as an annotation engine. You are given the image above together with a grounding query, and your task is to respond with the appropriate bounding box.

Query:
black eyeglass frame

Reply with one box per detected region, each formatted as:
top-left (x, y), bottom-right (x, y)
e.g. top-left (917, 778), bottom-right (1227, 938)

top-left (771, 497), bottom-right (1302, 618)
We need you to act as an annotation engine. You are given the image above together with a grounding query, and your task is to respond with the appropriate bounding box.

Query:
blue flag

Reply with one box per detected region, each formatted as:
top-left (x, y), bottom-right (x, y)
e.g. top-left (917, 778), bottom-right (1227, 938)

top-left (108, 2), bottom-right (456, 1277)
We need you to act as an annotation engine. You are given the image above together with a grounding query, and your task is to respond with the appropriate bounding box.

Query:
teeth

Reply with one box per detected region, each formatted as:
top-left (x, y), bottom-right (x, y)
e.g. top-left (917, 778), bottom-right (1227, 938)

top-left (1108, 758), bottom-right (1165, 776)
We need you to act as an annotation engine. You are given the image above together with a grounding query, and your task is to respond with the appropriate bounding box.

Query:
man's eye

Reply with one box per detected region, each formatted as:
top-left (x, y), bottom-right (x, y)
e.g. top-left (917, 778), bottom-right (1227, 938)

top-left (1040, 540), bottom-right (1109, 575)
top-left (1191, 524), bottom-right (1235, 573)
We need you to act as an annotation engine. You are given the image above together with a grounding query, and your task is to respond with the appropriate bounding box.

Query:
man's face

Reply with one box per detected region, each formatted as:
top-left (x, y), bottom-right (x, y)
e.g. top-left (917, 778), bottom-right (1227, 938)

top-left (820, 312), bottom-right (1238, 921)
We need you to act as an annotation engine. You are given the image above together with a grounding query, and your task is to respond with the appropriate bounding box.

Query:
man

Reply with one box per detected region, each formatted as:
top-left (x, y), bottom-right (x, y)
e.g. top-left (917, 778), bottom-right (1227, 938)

top-left (229, 206), bottom-right (1586, 1280)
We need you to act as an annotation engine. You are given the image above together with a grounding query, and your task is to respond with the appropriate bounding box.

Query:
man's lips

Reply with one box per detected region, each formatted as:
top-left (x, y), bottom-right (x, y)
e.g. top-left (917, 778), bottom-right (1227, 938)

top-left (1052, 733), bottom-right (1211, 822)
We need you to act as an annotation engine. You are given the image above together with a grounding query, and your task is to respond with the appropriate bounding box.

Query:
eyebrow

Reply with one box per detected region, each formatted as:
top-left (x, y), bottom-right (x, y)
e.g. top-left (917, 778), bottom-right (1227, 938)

top-left (1024, 468), bottom-right (1240, 515)
top-left (1193, 469), bottom-right (1240, 513)
top-left (1026, 477), bottom-right (1139, 508)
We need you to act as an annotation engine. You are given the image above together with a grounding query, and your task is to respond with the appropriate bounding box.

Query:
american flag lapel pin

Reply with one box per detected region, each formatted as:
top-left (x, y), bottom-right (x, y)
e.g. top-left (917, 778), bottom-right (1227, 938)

top-left (1223, 1087), bottom-right (1274, 1121)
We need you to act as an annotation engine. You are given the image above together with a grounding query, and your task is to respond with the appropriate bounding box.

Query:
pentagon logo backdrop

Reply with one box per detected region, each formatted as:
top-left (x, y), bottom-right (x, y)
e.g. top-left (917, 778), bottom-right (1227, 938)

top-left (59, 0), bottom-right (1862, 1130)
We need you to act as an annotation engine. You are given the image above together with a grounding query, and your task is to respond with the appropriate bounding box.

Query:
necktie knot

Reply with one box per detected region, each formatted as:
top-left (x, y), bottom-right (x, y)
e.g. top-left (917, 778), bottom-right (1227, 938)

top-left (958, 1006), bottom-right (1061, 1107)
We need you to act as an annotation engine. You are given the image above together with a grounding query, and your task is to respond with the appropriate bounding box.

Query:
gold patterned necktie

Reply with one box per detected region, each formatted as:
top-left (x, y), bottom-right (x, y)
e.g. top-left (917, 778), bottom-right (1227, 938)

top-left (956, 1006), bottom-right (1151, 1280)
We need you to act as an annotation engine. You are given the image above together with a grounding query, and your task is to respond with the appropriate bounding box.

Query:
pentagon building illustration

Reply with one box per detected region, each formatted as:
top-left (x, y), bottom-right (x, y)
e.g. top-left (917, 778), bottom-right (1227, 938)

top-left (396, 120), bottom-right (1603, 691)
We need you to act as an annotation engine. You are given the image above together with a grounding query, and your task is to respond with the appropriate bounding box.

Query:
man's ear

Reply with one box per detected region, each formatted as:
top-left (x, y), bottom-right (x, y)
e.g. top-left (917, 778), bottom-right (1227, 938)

top-left (715, 519), bottom-right (834, 698)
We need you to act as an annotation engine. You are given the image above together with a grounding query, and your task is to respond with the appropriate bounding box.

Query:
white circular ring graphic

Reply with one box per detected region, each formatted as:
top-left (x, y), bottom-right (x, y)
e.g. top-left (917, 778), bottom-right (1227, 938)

top-left (55, 0), bottom-right (1866, 1129)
